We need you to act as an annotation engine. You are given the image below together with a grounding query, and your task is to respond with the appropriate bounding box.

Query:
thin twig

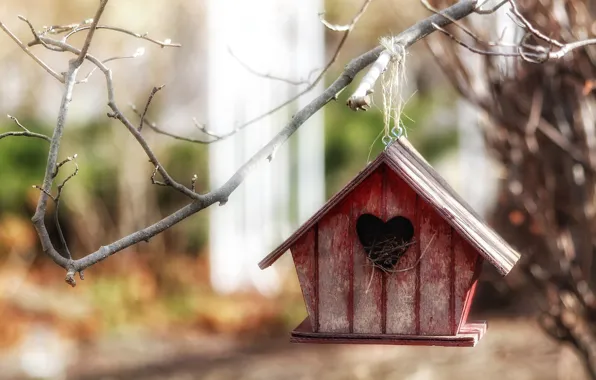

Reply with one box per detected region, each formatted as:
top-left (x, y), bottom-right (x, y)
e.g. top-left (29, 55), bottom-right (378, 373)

top-left (54, 156), bottom-right (79, 261)
top-left (32, 185), bottom-right (56, 202)
top-left (7, 114), bottom-right (29, 132)
top-left (228, 47), bottom-right (309, 86)
top-left (139, 85), bottom-right (165, 132)
top-left (150, 165), bottom-right (167, 187)
top-left (63, 25), bottom-right (180, 48)
top-left (191, 174), bottom-right (198, 192)
top-left (54, 154), bottom-right (76, 178)
top-left (139, 0), bottom-right (375, 144)
top-left (0, 115), bottom-right (51, 142)
top-left (475, 0), bottom-right (509, 14)
top-left (507, 0), bottom-right (564, 48)
top-left (422, 0), bottom-right (518, 49)
top-left (17, 15), bottom-right (62, 52)
top-left (41, 19), bottom-right (91, 36)
top-left (35, 33), bottom-right (200, 200)
top-left (72, 0), bottom-right (108, 67)
top-left (77, 48), bottom-right (145, 84)
top-left (432, 23), bottom-right (522, 57)
top-left (0, 20), bottom-right (63, 82)
top-left (318, 0), bottom-right (373, 32)
top-left (0, 131), bottom-right (52, 142)
top-left (56, 155), bottom-right (79, 195)
top-left (54, 198), bottom-right (71, 260)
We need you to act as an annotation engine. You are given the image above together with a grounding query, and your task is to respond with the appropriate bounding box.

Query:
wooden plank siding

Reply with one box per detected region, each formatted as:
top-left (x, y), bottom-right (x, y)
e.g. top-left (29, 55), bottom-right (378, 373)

top-left (290, 164), bottom-right (481, 336)
top-left (384, 167), bottom-right (419, 335)
top-left (351, 169), bottom-right (384, 333)
top-left (291, 227), bottom-right (318, 331)
top-left (419, 198), bottom-right (453, 335)
top-left (317, 199), bottom-right (352, 333)
top-left (453, 232), bottom-right (482, 330)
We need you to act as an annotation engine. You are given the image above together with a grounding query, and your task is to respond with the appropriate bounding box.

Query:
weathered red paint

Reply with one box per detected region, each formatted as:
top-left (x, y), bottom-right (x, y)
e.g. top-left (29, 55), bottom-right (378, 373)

top-left (453, 232), bottom-right (481, 330)
top-left (384, 167), bottom-right (418, 335)
top-left (318, 198), bottom-right (351, 333)
top-left (290, 318), bottom-right (486, 347)
top-left (351, 170), bottom-right (384, 334)
top-left (291, 228), bottom-right (317, 331)
top-left (419, 198), bottom-right (453, 335)
top-left (261, 139), bottom-right (521, 347)
top-left (285, 162), bottom-right (487, 344)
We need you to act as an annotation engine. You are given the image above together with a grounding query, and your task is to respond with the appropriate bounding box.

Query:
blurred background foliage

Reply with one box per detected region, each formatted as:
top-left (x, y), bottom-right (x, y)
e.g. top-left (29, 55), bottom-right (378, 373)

top-left (0, 1), bottom-right (468, 377)
top-left (0, 87), bottom-right (458, 256)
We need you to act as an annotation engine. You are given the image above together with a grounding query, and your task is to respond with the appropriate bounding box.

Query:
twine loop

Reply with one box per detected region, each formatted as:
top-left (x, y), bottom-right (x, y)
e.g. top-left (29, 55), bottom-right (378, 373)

top-left (380, 36), bottom-right (407, 149)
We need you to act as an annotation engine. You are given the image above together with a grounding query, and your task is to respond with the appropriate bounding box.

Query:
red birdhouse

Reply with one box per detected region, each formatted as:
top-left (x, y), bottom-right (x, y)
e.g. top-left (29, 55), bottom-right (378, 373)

top-left (259, 138), bottom-right (520, 347)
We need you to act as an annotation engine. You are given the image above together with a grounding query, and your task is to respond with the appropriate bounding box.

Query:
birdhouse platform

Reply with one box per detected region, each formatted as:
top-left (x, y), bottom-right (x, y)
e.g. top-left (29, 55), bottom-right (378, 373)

top-left (259, 138), bottom-right (520, 347)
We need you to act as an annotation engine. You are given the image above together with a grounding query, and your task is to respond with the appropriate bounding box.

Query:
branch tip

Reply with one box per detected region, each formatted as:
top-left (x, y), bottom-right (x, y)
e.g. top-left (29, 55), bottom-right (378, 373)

top-left (65, 270), bottom-right (77, 287)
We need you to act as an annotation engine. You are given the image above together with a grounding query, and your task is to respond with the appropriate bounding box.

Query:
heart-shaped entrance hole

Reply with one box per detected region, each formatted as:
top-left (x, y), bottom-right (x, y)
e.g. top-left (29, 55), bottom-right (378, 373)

top-left (356, 214), bottom-right (415, 271)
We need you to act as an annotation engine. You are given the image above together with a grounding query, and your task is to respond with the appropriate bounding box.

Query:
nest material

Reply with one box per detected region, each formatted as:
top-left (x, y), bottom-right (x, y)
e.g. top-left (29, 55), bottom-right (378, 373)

top-left (363, 236), bottom-right (416, 273)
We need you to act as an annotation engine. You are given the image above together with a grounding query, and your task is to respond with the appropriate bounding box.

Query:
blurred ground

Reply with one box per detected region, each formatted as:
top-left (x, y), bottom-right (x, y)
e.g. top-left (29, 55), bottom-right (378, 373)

top-left (0, 318), bottom-right (588, 380)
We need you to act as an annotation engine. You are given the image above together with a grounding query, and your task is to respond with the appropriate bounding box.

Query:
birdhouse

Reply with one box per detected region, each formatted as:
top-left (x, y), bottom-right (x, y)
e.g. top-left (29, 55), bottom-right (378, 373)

top-left (259, 138), bottom-right (520, 347)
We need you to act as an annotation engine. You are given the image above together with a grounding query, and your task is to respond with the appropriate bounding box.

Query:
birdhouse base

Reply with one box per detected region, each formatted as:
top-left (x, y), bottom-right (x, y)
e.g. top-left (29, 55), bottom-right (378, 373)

top-left (290, 318), bottom-right (487, 347)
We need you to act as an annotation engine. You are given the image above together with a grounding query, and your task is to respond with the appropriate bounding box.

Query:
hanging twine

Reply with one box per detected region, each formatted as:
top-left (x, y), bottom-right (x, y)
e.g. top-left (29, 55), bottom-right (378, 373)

top-left (380, 36), bottom-right (408, 148)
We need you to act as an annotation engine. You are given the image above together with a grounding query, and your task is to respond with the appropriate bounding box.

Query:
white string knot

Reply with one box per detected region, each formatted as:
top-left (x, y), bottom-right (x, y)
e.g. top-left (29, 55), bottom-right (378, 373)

top-left (380, 36), bottom-right (407, 148)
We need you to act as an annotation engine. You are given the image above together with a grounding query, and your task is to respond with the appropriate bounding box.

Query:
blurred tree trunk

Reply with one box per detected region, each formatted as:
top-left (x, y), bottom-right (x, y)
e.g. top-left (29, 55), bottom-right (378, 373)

top-left (429, 0), bottom-right (596, 377)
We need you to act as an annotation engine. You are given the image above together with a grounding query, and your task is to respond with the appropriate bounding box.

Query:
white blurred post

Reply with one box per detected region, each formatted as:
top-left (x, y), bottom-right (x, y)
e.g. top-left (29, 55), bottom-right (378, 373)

top-left (296, 0), bottom-right (326, 224)
top-left (207, 0), bottom-right (324, 294)
top-left (456, 5), bottom-right (517, 216)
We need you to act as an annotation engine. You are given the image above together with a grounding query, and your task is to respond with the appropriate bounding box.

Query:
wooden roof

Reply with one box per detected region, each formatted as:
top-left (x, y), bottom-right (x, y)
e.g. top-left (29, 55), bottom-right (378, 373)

top-left (259, 138), bottom-right (520, 275)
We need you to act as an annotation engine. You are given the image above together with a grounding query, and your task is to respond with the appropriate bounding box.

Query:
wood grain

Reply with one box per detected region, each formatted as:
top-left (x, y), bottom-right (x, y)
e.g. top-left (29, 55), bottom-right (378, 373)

top-left (385, 140), bottom-right (519, 275)
top-left (291, 227), bottom-right (317, 331)
top-left (419, 198), bottom-right (453, 335)
top-left (453, 232), bottom-right (480, 332)
top-left (291, 318), bottom-right (486, 347)
top-left (351, 168), bottom-right (384, 333)
top-left (318, 199), bottom-right (352, 333)
top-left (385, 167), bottom-right (418, 335)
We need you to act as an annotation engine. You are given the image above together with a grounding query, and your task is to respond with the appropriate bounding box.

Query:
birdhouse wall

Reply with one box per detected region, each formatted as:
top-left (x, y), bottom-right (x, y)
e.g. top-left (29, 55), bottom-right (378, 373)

top-left (290, 163), bottom-right (482, 336)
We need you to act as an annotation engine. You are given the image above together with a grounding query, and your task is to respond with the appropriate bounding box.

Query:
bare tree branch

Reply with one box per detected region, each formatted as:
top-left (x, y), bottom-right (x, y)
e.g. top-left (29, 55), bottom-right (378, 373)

top-left (139, 85), bottom-right (165, 132)
top-left (475, 0), bottom-right (508, 14)
top-left (30, 59), bottom-right (80, 276)
top-left (347, 0), bottom-right (493, 110)
top-left (0, 20), bottom-right (63, 82)
top-left (150, 165), bottom-right (167, 187)
top-left (7, 0), bottom-right (480, 285)
top-left (26, 0), bottom-right (110, 283)
top-left (507, 0), bottom-right (563, 48)
top-left (29, 32), bottom-right (199, 202)
top-left (54, 156), bottom-right (79, 263)
top-left (0, 115), bottom-right (51, 142)
top-left (77, 48), bottom-right (146, 84)
top-left (72, 0), bottom-right (108, 67)
top-left (318, 0), bottom-right (373, 32)
top-left (228, 47), bottom-right (310, 86)
top-left (61, 25), bottom-right (180, 48)
top-left (17, 15), bottom-right (63, 52)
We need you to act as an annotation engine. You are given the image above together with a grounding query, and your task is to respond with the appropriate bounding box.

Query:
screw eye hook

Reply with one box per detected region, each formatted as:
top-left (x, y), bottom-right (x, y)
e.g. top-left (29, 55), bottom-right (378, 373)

top-left (391, 125), bottom-right (407, 139)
